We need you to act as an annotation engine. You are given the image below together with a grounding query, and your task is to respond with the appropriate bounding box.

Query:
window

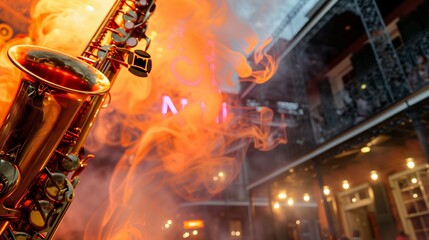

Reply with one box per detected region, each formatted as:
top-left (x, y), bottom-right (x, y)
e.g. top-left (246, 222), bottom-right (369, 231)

top-left (390, 166), bottom-right (429, 240)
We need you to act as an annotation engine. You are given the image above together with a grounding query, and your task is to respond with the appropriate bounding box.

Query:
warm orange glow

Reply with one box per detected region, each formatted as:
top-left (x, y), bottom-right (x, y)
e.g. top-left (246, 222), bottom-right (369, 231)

top-left (278, 192), bottom-right (287, 199)
top-left (406, 157), bottom-right (415, 169)
top-left (323, 186), bottom-right (330, 195)
top-left (303, 193), bottom-right (310, 202)
top-left (370, 170), bottom-right (379, 181)
top-left (273, 201), bottom-right (280, 209)
top-left (0, 0), bottom-right (285, 239)
top-left (183, 220), bottom-right (204, 229)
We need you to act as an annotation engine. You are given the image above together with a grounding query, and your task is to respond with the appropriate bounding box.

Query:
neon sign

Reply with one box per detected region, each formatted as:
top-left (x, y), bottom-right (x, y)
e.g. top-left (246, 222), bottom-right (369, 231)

top-left (170, 39), bottom-right (218, 87)
top-left (161, 95), bottom-right (228, 122)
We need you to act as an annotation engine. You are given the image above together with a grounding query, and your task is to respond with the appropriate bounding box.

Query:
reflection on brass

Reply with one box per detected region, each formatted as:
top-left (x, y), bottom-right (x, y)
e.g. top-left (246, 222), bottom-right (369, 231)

top-left (29, 200), bottom-right (54, 229)
top-left (44, 173), bottom-right (74, 203)
top-left (0, 23), bottom-right (13, 42)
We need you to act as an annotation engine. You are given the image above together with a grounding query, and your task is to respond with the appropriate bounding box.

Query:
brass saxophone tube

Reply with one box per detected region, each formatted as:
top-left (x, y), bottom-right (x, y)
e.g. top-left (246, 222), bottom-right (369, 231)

top-left (68, 95), bottom-right (104, 156)
top-left (0, 45), bottom-right (110, 217)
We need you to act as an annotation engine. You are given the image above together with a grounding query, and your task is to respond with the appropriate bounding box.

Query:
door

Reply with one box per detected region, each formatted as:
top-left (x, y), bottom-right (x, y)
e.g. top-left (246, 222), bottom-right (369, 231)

top-left (345, 206), bottom-right (375, 240)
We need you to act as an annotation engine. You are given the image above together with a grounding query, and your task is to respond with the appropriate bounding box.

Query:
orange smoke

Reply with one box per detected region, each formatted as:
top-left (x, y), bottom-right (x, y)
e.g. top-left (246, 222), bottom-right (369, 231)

top-left (0, 0), bottom-right (285, 239)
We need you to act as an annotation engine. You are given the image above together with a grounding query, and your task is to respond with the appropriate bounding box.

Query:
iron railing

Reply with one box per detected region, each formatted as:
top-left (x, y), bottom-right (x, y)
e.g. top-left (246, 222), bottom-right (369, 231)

top-left (309, 27), bottom-right (429, 145)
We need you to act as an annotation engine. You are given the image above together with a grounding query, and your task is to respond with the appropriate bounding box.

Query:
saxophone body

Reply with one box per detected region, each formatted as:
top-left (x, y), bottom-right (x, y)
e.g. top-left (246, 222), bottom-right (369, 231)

top-left (0, 0), bottom-right (156, 239)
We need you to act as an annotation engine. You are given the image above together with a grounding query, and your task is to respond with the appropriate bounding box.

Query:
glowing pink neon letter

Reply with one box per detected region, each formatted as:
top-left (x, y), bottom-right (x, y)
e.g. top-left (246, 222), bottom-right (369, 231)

top-left (161, 95), bottom-right (178, 115)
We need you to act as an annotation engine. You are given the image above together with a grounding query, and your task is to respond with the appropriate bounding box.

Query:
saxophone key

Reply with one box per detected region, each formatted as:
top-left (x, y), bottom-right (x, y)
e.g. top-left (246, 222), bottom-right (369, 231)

top-left (28, 200), bottom-right (54, 229)
top-left (126, 37), bottom-right (138, 48)
top-left (127, 49), bottom-right (152, 77)
top-left (112, 28), bottom-right (129, 44)
top-left (44, 173), bottom-right (74, 203)
top-left (0, 160), bottom-right (19, 199)
top-left (124, 21), bottom-right (135, 31)
top-left (137, 0), bottom-right (149, 7)
top-left (123, 10), bottom-right (138, 22)
top-left (60, 153), bottom-right (80, 172)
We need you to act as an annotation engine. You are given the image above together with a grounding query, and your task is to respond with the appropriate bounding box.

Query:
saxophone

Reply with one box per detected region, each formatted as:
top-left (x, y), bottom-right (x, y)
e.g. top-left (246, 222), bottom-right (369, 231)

top-left (0, 0), bottom-right (156, 239)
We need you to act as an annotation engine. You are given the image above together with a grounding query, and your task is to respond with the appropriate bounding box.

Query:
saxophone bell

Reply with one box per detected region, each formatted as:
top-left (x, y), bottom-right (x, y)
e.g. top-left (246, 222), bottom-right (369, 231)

top-left (0, 45), bottom-right (110, 237)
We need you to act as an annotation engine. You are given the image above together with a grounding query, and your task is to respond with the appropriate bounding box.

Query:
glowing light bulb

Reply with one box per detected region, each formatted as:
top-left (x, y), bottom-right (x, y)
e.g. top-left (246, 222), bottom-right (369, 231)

top-left (323, 186), bottom-right (330, 195)
top-left (218, 172), bottom-right (224, 177)
top-left (413, 193), bottom-right (418, 198)
top-left (370, 170), bottom-right (378, 181)
top-left (361, 146), bottom-right (371, 153)
top-left (303, 193), bottom-right (310, 202)
top-left (193, 230), bottom-right (198, 235)
top-left (411, 178), bottom-right (418, 184)
top-left (278, 192), bottom-right (287, 199)
top-left (167, 220), bottom-right (172, 225)
top-left (342, 180), bottom-right (350, 190)
top-left (183, 232), bottom-right (190, 238)
top-left (287, 198), bottom-right (294, 206)
top-left (273, 202), bottom-right (280, 209)
top-left (236, 231), bottom-right (241, 236)
top-left (296, 220), bottom-right (301, 225)
top-left (406, 158), bottom-right (415, 169)
top-left (352, 197), bottom-right (357, 203)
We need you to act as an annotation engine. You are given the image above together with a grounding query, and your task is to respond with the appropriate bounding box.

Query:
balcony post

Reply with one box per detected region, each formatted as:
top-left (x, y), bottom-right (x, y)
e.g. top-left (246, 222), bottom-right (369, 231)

top-left (267, 187), bottom-right (279, 240)
top-left (315, 161), bottom-right (337, 240)
top-left (354, 0), bottom-right (410, 101)
top-left (287, 50), bottom-right (317, 147)
top-left (247, 190), bottom-right (255, 240)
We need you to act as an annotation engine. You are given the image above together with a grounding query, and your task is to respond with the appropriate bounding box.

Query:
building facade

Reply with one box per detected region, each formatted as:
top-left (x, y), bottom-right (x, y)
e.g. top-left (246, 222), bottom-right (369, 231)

top-left (244, 0), bottom-right (429, 239)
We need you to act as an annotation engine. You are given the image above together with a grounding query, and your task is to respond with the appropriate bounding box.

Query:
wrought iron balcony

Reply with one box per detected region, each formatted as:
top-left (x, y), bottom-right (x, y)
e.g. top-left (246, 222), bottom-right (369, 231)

top-left (398, 29), bottom-right (429, 91)
top-left (310, 27), bottom-right (429, 145)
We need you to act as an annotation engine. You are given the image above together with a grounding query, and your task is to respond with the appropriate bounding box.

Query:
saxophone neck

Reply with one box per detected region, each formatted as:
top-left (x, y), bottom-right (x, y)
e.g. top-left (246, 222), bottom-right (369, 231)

top-left (81, 0), bottom-right (156, 79)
